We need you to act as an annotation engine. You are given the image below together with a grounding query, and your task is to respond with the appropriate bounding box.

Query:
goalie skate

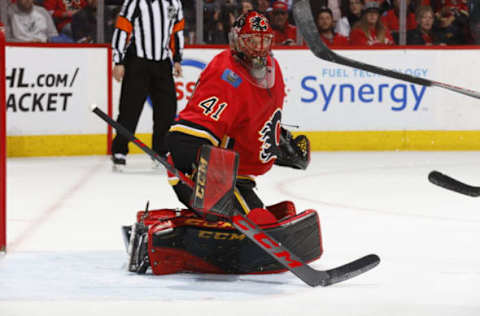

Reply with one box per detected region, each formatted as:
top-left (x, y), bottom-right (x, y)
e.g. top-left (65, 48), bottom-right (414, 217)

top-left (126, 222), bottom-right (150, 274)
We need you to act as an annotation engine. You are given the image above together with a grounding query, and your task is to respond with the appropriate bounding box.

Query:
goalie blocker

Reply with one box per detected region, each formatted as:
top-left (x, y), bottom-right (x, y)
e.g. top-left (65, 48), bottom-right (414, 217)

top-left (123, 203), bottom-right (323, 275)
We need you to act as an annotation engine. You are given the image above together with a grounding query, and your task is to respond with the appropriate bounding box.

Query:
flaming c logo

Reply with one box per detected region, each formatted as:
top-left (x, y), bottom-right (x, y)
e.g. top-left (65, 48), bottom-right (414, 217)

top-left (250, 16), bottom-right (269, 32)
top-left (259, 109), bottom-right (282, 163)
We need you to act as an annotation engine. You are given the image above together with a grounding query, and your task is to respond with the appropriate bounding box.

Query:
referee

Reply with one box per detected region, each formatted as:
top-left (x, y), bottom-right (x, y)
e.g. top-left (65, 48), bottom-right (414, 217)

top-left (111, 0), bottom-right (184, 170)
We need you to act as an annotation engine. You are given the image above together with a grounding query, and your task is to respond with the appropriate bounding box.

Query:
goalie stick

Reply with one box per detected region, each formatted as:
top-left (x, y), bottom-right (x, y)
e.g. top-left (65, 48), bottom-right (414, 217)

top-left (92, 105), bottom-right (380, 287)
top-left (428, 170), bottom-right (480, 197)
top-left (292, 0), bottom-right (480, 100)
top-left (92, 105), bottom-right (194, 188)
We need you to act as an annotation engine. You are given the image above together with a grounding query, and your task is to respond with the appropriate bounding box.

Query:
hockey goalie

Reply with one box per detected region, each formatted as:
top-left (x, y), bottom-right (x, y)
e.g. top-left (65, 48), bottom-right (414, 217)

top-left (123, 11), bottom-right (323, 275)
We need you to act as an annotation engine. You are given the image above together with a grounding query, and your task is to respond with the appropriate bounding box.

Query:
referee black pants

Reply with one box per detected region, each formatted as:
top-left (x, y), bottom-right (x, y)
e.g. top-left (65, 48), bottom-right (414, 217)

top-left (112, 55), bottom-right (177, 157)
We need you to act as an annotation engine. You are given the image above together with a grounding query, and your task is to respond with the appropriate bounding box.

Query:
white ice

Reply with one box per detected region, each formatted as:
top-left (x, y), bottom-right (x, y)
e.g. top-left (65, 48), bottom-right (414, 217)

top-left (1, 152), bottom-right (480, 316)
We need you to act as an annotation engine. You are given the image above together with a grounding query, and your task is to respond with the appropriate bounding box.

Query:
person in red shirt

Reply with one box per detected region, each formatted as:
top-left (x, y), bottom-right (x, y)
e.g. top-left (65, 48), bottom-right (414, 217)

top-left (350, 1), bottom-right (395, 46)
top-left (317, 6), bottom-right (350, 46)
top-left (167, 10), bottom-right (310, 215)
top-left (381, 0), bottom-right (417, 43)
top-left (43, 0), bottom-right (86, 35)
top-left (270, 1), bottom-right (297, 45)
top-left (434, 0), bottom-right (471, 44)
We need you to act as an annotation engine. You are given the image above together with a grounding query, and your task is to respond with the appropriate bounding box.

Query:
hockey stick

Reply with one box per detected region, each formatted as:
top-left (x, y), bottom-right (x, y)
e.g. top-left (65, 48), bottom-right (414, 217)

top-left (231, 210), bottom-right (379, 286)
top-left (93, 105), bottom-right (380, 287)
top-left (92, 105), bottom-right (194, 187)
top-left (292, 0), bottom-right (480, 100)
top-left (192, 140), bottom-right (380, 287)
top-left (428, 170), bottom-right (480, 197)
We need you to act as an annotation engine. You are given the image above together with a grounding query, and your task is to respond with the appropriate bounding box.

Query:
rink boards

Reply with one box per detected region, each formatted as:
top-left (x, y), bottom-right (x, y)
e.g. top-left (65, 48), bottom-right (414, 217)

top-left (4, 45), bottom-right (480, 156)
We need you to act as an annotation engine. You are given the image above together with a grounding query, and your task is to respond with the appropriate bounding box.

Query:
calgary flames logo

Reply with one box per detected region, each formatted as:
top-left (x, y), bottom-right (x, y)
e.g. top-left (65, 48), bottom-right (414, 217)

top-left (249, 16), bottom-right (269, 32)
top-left (259, 109), bottom-right (282, 163)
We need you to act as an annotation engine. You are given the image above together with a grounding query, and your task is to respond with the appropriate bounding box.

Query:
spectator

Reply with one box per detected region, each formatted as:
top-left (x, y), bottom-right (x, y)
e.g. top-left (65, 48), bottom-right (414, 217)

top-left (5, 0), bottom-right (59, 42)
top-left (270, 0), bottom-right (297, 45)
top-left (349, 1), bottom-right (394, 45)
top-left (219, 0), bottom-right (238, 43)
top-left (71, 0), bottom-right (116, 43)
top-left (371, 0), bottom-right (391, 13)
top-left (240, 0), bottom-right (254, 14)
top-left (204, 0), bottom-right (226, 43)
top-left (317, 6), bottom-right (349, 46)
top-left (257, 0), bottom-right (272, 17)
top-left (441, 0), bottom-right (469, 13)
top-left (381, 0), bottom-right (418, 43)
top-left (43, 0), bottom-right (86, 37)
top-left (310, 0), bottom-right (342, 23)
top-left (434, 0), bottom-right (470, 44)
top-left (336, 0), bottom-right (364, 36)
top-left (469, 0), bottom-right (480, 44)
top-left (182, 0), bottom-right (196, 44)
top-left (407, 5), bottom-right (447, 44)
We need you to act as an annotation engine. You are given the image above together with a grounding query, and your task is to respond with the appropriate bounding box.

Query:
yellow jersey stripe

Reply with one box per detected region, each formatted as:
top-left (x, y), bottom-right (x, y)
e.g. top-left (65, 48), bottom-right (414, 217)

top-left (169, 124), bottom-right (219, 146)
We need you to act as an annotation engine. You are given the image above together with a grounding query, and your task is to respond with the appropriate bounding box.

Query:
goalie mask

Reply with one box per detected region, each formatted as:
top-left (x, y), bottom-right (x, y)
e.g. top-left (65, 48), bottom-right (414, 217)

top-left (229, 11), bottom-right (275, 89)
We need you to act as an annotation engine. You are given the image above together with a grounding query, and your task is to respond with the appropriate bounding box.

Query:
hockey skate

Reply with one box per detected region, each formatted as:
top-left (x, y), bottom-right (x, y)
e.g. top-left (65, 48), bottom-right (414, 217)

top-left (126, 222), bottom-right (150, 274)
top-left (112, 154), bottom-right (126, 172)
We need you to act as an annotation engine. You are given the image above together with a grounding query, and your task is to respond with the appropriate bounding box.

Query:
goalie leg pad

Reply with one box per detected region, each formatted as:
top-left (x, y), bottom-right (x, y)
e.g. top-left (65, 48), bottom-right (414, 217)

top-left (129, 208), bottom-right (323, 275)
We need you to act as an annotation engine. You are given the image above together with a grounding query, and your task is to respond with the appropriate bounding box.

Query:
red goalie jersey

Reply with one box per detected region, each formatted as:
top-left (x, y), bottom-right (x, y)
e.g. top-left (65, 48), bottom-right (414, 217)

top-left (171, 49), bottom-right (286, 177)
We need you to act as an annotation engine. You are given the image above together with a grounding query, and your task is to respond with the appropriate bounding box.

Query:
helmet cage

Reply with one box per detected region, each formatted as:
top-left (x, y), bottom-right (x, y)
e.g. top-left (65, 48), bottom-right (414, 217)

top-left (238, 33), bottom-right (273, 60)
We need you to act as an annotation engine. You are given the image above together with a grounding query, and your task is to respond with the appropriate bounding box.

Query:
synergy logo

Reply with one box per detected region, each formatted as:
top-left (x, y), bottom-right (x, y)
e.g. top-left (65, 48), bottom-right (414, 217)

top-left (300, 67), bottom-right (429, 112)
top-left (147, 58), bottom-right (206, 113)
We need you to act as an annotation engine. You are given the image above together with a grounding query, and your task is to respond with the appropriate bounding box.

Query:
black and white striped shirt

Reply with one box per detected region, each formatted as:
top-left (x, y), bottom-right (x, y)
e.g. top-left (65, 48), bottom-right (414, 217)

top-left (112, 0), bottom-right (184, 64)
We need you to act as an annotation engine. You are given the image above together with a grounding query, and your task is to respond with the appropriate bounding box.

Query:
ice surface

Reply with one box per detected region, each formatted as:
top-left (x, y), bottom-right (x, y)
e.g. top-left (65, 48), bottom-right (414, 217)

top-left (1, 152), bottom-right (480, 316)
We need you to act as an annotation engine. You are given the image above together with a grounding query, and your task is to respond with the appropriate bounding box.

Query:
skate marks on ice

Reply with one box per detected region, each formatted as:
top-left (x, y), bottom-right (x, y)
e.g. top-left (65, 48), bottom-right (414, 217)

top-left (270, 153), bottom-right (480, 223)
top-left (111, 156), bottom-right (167, 175)
top-left (0, 251), bottom-right (317, 301)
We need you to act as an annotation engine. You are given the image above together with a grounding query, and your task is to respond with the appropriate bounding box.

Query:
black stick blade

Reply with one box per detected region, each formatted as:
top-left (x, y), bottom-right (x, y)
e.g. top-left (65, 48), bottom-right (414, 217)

top-left (232, 213), bottom-right (380, 287)
top-left (322, 254), bottom-right (380, 286)
top-left (428, 170), bottom-right (480, 197)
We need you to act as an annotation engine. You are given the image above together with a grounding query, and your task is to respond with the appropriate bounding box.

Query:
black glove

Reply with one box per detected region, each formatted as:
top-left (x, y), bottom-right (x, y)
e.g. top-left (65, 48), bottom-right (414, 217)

top-left (274, 128), bottom-right (310, 170)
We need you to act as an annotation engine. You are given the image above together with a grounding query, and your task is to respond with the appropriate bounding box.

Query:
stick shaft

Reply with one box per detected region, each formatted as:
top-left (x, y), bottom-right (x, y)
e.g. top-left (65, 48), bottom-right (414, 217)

top-left (293, 0), bottom-right (480, 100)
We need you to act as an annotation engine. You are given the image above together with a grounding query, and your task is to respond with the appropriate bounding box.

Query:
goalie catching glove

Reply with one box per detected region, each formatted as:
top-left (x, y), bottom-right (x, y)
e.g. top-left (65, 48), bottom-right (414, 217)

top-left (275, 128), bottom-right (310, 170)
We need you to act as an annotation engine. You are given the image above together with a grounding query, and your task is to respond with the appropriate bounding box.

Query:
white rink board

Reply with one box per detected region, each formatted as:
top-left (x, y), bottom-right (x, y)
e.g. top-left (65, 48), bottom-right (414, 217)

top-left (5, 47), bottom-right (480, 137)
top-left (130, 48), bottom-right (480, 133)
top-left (5, 46), bottom-right (109, 136)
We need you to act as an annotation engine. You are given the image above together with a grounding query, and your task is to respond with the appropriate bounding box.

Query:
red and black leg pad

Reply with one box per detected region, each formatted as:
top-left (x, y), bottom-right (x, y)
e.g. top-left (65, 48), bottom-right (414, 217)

top-left (191, 145), bottom-right (239, 221)
top-left (128, 207), bottom-right (323, 275)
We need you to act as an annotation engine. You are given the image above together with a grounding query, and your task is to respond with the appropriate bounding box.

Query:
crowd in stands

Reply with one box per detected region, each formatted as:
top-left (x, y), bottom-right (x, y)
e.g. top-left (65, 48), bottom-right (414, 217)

top-left (193, 0), bottom-right (480, 46)
top-left (0, 0), bottom-right (479, 45)
top-left (1, 0), bottom-right (118, 43)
